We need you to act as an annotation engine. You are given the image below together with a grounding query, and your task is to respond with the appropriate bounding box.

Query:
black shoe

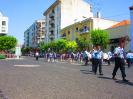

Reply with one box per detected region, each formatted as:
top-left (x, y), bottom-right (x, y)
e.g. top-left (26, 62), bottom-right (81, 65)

top-left (112, 77), bottom-right (117, 80)
top-left (99, 73), bottom-right (103, 75)
top-left (123, 79), bottom-right (129, 82)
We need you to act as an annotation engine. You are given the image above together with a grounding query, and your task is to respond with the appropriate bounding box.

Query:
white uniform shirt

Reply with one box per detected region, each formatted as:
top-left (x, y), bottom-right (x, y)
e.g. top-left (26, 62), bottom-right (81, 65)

top-left (114, 47), bottom-right (125, 59)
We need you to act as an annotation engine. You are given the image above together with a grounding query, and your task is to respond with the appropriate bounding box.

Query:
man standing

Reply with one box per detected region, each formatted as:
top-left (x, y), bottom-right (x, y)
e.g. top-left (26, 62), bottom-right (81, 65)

top-left (94, 46), bottom-right (103, 75)
top-left (83, 49), bottom-right (89, 66)
top-left (35, 51), bottom-right (39, 61)
top-left (112, 40), bottom-right (128, 82)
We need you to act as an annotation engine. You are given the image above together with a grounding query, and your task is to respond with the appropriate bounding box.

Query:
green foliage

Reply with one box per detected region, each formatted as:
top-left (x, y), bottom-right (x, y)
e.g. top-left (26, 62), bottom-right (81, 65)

top-left (21, 47), bottom-right (32, 55)
top-left (39, 42), bottom-right (49, 51)
top-left (0, 36), bottom-right (17, 51)
top-left (77, 36), bottom-right (90, 51)
top-left (0, 54), bottom-right (6, 59)
top-left (55, 39), bottom-right (67, 53)
top-left (66, 41), bottom-right (78, 52)
top-left (90, 29), bottom-right (109, 49)
top-left (48, 41), bottom-right (57, 51)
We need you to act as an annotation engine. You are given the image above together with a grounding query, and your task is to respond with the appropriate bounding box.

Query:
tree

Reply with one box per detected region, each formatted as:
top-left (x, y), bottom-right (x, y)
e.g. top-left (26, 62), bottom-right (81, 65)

top-left (76, 35), bottom-right (90, 51)
top-left (48, 41), bottom-right (57, 52)
top-left (56, 39), bottom-right (67, 53)
top-left (66, 41), bottom-right (78, 52)
top-left (21, 47), bottom-right (32, 55)
top-left (0, 36), bottom-right (17, 51)
top-left (90, 29), bottom-right (109, 49)
top-left (39, 42), bottom-right (48, 52)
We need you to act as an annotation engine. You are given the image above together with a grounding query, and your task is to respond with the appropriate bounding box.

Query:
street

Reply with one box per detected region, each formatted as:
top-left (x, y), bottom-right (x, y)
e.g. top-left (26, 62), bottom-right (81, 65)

top-left (0, 57), bottom-right (133, 99)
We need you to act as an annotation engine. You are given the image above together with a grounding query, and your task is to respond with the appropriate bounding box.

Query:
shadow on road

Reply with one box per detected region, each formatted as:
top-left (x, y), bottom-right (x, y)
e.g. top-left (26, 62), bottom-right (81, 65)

top-left (98, 76), bottom-right (113, 80)
top-left (99, 76), bottom-right (133, 87)
top-left (0, 89), bottom-right (8, 99)
top-left (115, 80), bottom-right (133, 87)
top-left (80, 70), bottom-right (94, 74)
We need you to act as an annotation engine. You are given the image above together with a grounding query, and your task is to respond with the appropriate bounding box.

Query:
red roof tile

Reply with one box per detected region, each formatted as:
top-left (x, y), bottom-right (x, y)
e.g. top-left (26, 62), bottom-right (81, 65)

top-left (109, 20), bottom-right (130, 28)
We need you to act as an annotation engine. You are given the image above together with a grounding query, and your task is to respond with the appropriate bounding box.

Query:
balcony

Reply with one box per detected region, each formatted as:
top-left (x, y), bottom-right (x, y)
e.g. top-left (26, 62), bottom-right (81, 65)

top-left (49, 27), bottom-right (55, 32)
top-left (49, 20), bottom-right (55, 24)
top-left (49, 33), bottom-right (55, 39)
top-left (49, 12), bottom-right (55, 18)
top-left (61, 33), bottom-right (66, 38)
top-left (79, 27), bottom-right (90, 34)
top-left (36, 23), bottom-right (41, 28)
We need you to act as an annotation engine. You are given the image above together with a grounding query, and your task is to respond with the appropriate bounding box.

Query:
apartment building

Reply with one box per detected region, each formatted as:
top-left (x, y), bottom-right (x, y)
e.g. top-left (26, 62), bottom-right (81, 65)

top-left (43, 0), bottom-right (93, 42)
top-left (0, 12), bottom-right (8, 35)
top-left (130, 6), bottom-right (133, 51)
top-left (60, 17), bottom-right (118, 41)
top-left (24, 19), bottom-right (45, 48)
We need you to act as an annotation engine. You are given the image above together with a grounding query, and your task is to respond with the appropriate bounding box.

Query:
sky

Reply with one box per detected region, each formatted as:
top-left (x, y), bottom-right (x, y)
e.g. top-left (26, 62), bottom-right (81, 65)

top-left (0, 0), bottom-right (132, 44)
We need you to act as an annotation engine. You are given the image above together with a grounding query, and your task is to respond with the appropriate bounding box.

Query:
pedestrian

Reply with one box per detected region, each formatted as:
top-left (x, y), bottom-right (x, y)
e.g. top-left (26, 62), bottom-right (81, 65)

top-left (112, 40), bottom-right (128, 82)
top-left (35, 51), bottom-right (39, 61)
top-left (107, 51), bottom-right (113, 65)
top-left (52, 52), bottom-right (57, 62)
top-left (91, 46), bottom-right (97, 72)
top-left (93, 45), bottom-right (103, 75)
top-left (83, 49), bottom-right (89, 66)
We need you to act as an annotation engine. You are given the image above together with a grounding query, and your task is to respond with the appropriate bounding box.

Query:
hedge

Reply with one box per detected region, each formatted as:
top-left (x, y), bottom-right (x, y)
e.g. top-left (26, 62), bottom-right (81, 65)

top-left (0, 54), bottom-right (6, 59)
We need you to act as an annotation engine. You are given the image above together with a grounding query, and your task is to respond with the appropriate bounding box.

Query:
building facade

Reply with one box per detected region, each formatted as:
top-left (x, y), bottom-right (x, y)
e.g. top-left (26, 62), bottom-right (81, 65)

top-left (106, 20), bottom-right (130, 52)
top-left (44, 0), bottom-right (93, 42)
top-left (130, 6), bottom-right (133, 51)
top-left (24, 19), bottom-right (45, 48)
top-left (60, 17), bottom-right (118, 41)
top-left (0, 12), bottom-right (8, 35)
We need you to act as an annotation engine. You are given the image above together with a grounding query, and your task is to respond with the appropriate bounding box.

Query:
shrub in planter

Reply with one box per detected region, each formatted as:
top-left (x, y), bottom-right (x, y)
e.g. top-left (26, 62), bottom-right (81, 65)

top-left (0, 54), bottom-right (6, 59)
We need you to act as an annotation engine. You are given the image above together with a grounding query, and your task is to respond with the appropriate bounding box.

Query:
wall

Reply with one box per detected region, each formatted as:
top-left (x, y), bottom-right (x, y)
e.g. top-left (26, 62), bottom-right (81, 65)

top-left (61, 0), bottom-right (93, 29)
top-left (92, 18), bottom-right (118, 30)
top-left (0, 16), bottom-right (8, 35)
top-left (107, 25), bottom-right (130, 51)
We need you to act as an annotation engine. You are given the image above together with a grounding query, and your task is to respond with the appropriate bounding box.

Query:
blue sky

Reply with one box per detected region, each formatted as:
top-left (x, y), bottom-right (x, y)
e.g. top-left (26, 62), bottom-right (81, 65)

top-left (0, 0), bottom-right (132, 44)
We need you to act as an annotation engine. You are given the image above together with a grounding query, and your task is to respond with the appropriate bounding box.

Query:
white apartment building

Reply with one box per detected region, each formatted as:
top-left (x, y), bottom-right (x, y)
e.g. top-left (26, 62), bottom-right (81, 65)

top-left (44, 0), bottom-right (93, 42)
top-left (0, 12), bottom-right (8, 35)
top-left (130, 6), bottom-right (133, 51)
top-left (24, 19), bottom-right (45, 48)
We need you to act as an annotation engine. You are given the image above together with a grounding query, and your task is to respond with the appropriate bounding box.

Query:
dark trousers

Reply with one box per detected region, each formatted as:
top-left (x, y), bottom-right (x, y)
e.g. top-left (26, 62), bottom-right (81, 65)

top-left (84, 57), bottom-right (88, 65)
top-left (91, 58), bottom-right (95, 72)
top-left (36, 56), bottom-right (39, 60)
top-left (108, 59), bottom-right (111, 65)
top-left (112, 57), bottom-right (126, 78)
top-left (126, 58), bottom-right (131, 67)
top-left (94, 59), bottom-right (103, 74)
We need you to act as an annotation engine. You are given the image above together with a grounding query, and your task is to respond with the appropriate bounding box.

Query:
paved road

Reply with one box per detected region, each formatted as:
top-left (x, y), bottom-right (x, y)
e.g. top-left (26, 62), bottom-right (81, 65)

top-left (0, 57), bottom-right (133, 99)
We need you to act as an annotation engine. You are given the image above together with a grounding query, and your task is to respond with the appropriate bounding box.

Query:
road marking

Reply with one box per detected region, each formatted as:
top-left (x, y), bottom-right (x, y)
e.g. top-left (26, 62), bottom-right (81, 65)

top-left (14, 65), bottom-right (40, 67)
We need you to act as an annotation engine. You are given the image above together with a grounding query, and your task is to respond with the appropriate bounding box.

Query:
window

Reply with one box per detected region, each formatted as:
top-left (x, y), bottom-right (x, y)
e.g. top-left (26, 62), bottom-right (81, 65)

top-left (68, 31), bottom-right (70, 35)
top-left (76, 27), bottom-right (78, 31)
top-left (2, 21), bottom-right (6, 26)
top-left (2, 30), bottom-right (6, 32)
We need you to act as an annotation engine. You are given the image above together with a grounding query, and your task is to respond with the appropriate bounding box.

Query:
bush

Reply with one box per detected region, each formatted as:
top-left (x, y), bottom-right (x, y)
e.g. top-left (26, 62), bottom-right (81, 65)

top-left (0, 54), bottom-right (6, 59)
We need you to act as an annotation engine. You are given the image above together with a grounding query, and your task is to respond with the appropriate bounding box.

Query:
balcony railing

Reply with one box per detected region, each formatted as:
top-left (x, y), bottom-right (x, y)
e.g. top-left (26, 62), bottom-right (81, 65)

top-left (49, 27), bottom-right (55, 32)
top-left (49, 13), bottom-right (55, 18)
top-left (79, 27), bottom-right (90, 34)
top-left (49, 20), bottom-right (55, 24)
top-left (49, 33), bottom-right (55, 39)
